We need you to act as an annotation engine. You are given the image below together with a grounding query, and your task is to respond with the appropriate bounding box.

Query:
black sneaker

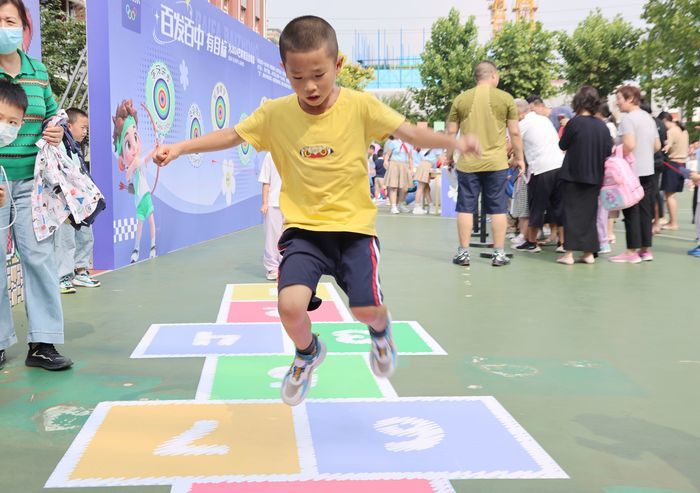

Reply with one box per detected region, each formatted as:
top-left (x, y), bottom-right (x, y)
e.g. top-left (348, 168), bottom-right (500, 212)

top-left (25, 343), bottom-right (73, 371)
top-left (0, 349), bottom-right (5, 370)
top-left (452, 249), bottom-right (470, 266)
top-left (492, 251), bottom-right (511, 267)
top-left (515, 241), bottom-right (542, 253)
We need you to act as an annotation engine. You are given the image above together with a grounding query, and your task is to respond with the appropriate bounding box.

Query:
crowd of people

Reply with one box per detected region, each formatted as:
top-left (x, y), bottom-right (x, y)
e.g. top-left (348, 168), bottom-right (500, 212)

top-left (364, 67), bottom-right (700, 266)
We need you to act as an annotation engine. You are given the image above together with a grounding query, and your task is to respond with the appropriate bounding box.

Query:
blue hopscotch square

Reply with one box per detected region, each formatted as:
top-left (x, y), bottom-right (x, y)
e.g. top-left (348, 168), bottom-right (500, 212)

top-left (304, 397), bottom-right (567, 478)
top-left (131, 323), bottom-right (287, 358)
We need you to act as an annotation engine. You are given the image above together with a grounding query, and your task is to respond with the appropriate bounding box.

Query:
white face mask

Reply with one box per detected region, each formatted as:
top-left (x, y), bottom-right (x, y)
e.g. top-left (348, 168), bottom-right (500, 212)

top-left (0, 121), bottom-right (20, 147)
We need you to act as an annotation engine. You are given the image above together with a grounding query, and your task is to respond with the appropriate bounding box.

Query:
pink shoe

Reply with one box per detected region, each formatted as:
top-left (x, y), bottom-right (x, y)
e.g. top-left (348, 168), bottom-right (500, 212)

top-left (609, 251), bottom-right (642, 264)
top-left (639, 251), bottom-right (653, 262)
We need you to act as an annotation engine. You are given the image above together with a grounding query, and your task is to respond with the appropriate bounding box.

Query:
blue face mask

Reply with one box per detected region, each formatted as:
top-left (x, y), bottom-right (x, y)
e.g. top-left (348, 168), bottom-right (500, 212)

top-left (0, 27), bottom-right (23, 55)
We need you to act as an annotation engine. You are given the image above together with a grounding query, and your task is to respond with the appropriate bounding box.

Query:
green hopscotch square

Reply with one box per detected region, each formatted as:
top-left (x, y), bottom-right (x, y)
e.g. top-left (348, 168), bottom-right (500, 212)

top-left (312, 321), bottom-right (444, 354)
top-left (210, 355), bottom-right (387, 399)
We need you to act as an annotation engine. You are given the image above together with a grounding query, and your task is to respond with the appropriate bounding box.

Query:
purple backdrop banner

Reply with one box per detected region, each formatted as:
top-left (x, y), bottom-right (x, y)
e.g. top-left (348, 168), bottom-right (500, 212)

top-left (24, 0), bottom-right (41, 60)
top-left (86, 0), bottom-right (291, 269)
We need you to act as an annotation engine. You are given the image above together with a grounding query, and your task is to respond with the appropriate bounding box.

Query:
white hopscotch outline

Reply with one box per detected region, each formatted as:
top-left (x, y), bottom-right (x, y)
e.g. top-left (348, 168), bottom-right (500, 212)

top-left (169, 478), bottom-right (456, 492)
top-left (131, 321), bottom-right (446, 359)
top-left (45, 397), bottom-right (567, 488)
top-left (193, 353), bottom-right (398, 401)
top-left (216, 282), bottom-right (354, 324)
top-left (131, 323), bottom-right (290, 359)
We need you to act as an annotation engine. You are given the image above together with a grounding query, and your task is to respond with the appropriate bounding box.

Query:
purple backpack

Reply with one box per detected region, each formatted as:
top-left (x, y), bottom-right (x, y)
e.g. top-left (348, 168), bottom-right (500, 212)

top-left (600, 145), bottom-right (644, 211)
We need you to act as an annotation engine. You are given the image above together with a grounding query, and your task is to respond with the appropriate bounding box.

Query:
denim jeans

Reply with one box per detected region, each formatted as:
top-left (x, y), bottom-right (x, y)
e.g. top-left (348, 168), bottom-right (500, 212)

top-left (0, 179), bottom-right (64, 350)
top-left (55, 221), bottom-right (94, 279)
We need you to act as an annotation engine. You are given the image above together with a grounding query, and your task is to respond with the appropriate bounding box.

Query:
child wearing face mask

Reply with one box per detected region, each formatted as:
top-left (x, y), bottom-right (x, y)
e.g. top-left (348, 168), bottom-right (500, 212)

top-left (54, 107), bottom-right (101, 293)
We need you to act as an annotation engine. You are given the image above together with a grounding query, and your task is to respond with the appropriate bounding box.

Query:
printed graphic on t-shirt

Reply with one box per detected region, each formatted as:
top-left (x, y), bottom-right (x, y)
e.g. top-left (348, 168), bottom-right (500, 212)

top-left (300, 145), bottom-right (335, 159)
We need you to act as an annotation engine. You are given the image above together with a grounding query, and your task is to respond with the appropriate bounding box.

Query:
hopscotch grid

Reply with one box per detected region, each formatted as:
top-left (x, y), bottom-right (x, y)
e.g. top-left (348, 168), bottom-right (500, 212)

top-left (480, 396), bottom-right (569, 479)
top-left (170, 479), bottom-right (456, 492)
top-left (45, 402), bottom-right (114, 488)
top-left (46, 398), bottom-right (567, 487)
top-left (194, 357), bottom-right (219, 401)
top-left (216, 285), bottom-right (235, 323)
top-left (130, 324), bottom-right (162, 358)
top-left (292, 403), bottom-right (319, 477)
top-left (430, 479), bottom-right (457, 493)
top-left (131, 321), bottom-right (443, 357)
top-left (408, 321), bottom-right (448, 355)
top-left (361, 353), bottom-right (399, 398)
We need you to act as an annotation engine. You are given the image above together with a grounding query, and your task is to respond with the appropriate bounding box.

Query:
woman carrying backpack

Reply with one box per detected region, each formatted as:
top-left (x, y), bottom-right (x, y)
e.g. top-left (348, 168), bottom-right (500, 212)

top-left (557, 86), bottom-right (613, 265)
top-left (610, 85), bottom-right (662, 263)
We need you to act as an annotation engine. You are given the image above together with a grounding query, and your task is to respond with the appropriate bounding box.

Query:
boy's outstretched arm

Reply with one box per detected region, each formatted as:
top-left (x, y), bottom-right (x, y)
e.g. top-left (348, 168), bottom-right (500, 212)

top-left (393, 122), bottom-right (480, 158)
top-left (154, 128), bottom-right (244, 167)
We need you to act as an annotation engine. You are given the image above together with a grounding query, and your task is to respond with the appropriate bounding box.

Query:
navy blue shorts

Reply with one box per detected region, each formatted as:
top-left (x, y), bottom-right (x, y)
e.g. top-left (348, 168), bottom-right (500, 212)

top-left (661, 161), bottom-right (685, 193)
top-left (456, 169), bottom-right (509, 214)
top-left (277, 228), bottom-right (383, 307)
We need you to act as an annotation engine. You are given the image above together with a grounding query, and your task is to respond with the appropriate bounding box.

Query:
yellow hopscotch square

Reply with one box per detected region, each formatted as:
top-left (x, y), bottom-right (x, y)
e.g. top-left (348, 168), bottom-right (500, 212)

top-left (70, 403), bottom-right (299, 480)
top-left (230, 283), bottom-right (332, 301)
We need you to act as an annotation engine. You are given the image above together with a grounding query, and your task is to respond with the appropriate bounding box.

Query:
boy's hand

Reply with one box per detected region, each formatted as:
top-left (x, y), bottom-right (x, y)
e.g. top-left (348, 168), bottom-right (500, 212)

top-left (691, 171), bottom-right (700, 184)
top-left (456, 133), bottom-right (480, 157)
top-left (260, 204), bottom-right (269, 214)
top-left (153, 143), bottom-right (182, 167)
top-left (43, 125), bottom-right (64, 146)
top-left (0, 186), bottom-right (5, 208)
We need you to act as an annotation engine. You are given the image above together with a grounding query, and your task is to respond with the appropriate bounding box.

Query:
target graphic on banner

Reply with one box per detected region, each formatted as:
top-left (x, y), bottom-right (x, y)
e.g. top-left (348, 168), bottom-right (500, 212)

top-left (186, 104), bottom-right (204, 167)
top-left (145, 61), bottom-right (175, 136)
top-left (237, 113), bottom-right (254, 166)
top-left (210, 82), bottom-right (230, 131)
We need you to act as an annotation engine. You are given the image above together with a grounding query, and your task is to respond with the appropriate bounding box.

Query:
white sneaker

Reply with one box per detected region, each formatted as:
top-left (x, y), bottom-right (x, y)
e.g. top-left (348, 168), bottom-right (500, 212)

top-left (412, 207), bottom-right (426, 215)
top-left (390, 206), bottom-right (400, 214)
top-left (266, 270), bottom-right (278, 281)
top-left (280, 337), bottom-right (327, 406)
top-left (399, 205), bottom-right (410, 213)
top-left (428, 205), bottom-right (437, 214)
top-left (510, 234), bottom-right (525, 247)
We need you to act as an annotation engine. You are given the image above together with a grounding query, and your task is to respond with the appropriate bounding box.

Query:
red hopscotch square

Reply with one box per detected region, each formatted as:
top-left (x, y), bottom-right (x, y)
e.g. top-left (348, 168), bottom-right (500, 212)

top-left (227, 301), bottom-right (345, 323)
top-left (190, 479), bottom-right (442, 492)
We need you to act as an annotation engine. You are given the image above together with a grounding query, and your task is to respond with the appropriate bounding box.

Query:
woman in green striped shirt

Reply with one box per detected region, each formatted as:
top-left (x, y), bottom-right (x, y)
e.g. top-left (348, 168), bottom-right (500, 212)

top-left (0, 0), bottom-right (72, 371)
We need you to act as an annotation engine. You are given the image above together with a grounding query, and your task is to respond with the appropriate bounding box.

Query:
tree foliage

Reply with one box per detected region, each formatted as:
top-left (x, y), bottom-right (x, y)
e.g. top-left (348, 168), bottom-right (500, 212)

top-left (39, 0), bottom-right (86, 103)
top-left (380, 92), bottom-right (424, 124)
top-left (488, 20), bottom-right (559, 99)
top-left (559, 9), bottom-right (641, 98)
top-left (336, 54), bottom-right (375, 91)
top-left (636, 0), bottom-right (700, 117)
top-left (413, 8), bottom-right (485, 123)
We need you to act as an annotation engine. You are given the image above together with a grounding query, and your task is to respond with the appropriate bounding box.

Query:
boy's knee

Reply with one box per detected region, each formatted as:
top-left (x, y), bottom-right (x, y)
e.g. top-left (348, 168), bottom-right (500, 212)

top-left (350, 305), bottom-right (385, 323)
top-left (278, 285), bottom-right (312, 323)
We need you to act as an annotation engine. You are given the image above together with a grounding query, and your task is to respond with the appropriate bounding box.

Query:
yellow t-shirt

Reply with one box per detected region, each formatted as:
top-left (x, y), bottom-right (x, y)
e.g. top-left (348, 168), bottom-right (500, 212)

top-left (235, 89), bottom-right (405, 236)
top-left (448, 85), bottom-right (518, 173)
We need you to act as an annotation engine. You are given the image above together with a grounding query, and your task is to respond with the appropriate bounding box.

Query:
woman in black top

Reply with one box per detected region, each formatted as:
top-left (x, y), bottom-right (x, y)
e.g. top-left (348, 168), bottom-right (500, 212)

top-left (557, 86), bottom-right (613, 265)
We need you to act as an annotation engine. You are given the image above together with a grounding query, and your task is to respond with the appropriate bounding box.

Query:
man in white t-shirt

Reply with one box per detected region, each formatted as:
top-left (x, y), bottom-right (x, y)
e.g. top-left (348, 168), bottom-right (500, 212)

top-left (514, 99), bottom-right (565, 252)
top-left (258, 153), bottom-right (283, 280)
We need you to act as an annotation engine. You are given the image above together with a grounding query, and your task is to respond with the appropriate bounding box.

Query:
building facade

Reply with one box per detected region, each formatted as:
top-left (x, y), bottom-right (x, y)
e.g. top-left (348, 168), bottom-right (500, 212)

top-left (208, 0), bottom-right (266, 37)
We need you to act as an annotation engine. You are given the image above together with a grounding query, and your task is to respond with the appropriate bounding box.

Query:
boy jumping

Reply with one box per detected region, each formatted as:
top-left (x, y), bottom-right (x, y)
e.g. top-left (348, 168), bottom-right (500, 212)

top-left (154, 16), bottom-right (479, 405)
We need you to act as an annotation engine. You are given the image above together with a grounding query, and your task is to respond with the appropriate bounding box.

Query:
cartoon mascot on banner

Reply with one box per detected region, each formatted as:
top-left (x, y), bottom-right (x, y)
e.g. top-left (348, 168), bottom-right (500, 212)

top-left (112, 100), bottom-right (158, 263)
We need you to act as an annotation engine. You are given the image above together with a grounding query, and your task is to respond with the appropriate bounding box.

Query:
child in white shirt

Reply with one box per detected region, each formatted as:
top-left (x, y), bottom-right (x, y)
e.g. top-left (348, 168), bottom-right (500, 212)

top-left (258, 153), bottom-right (283, 280)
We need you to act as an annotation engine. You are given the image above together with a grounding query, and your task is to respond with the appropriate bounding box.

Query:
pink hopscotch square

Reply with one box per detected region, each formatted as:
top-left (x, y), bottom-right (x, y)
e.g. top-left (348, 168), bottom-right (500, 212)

top-left (190, 479), bottom-right (444, 492)
top-left (226, 301), bottom-right (345, 323)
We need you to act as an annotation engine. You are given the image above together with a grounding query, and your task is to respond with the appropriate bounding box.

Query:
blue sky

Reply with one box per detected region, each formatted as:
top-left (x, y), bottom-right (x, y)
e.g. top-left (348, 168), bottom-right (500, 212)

top-left (266, 0), bottom-right (648, 62)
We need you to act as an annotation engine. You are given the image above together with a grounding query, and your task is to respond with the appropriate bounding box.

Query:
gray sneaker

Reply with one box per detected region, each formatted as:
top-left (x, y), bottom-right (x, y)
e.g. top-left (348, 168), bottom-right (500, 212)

top-left (492, 251), bottom-right (511, 266)
top-left (452, 249), bottom-right (470, 266)
top-left (369, 315), bottom-right (397, 378)
top-left (280, 336), bottom-right (327, 406)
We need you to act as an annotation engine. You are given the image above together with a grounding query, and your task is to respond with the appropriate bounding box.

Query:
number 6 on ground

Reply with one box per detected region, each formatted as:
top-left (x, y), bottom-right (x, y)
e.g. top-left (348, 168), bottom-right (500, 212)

top-left (374, 417), bottom-right (445, 452)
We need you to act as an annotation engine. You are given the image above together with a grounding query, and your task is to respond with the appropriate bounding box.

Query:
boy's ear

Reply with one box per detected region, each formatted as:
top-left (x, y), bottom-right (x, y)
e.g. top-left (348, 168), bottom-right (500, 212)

top-left (336, 55), bottom-right (345, 71)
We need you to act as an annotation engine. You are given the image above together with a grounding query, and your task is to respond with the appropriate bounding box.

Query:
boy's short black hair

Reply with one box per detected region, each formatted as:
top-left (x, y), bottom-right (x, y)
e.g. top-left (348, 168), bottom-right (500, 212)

top-left (279, 16), bottom-right (339, 63)
top-left (66, 107), bottom-right (88, 124)
top-left (0, 78), bottom-right (28, 115)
